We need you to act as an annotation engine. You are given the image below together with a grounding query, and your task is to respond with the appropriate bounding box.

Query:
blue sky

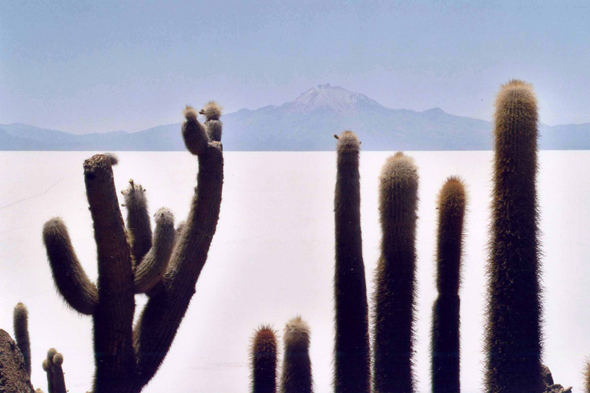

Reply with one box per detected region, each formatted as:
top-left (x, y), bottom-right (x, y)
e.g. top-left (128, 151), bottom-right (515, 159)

top-left (1, 0), bottom-right (588, 133)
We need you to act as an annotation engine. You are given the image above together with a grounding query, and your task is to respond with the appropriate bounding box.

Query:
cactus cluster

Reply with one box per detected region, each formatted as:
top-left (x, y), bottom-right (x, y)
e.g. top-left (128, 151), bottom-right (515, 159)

top-left (250, 318), bottom-right (313, 393)
top-left (0, 81), bottom-right (586, 392)
top-left (33, 100), bottom-right (223, 393)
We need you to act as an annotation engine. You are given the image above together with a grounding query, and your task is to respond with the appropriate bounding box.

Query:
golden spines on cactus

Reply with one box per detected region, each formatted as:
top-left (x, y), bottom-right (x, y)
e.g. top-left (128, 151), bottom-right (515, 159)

top-left (281, 317), bottom-right (313, 393)
top-left (373, 152), bottom-right (418, 393)
top-left (431, 176), bottom-right (467, 393)
top-left (250, 326), bottom-right (278, 393)
top-left (485, 80), bottom-right (543, 393)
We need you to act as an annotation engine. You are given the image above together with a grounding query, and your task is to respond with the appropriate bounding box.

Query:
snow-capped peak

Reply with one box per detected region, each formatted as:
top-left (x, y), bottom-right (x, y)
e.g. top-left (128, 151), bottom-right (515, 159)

top-left (284, 84), bottom-right (385, 113)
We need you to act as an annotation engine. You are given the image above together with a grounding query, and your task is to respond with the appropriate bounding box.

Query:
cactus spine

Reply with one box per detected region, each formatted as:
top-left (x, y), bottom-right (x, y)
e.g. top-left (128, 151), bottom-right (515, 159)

top-left (485, 80), bottom-right (543, 393)
top-left (251, 326), bottom-right (278, 393)
top-left (42, 102), bottom-right (224, 393)
top-left (13, 302), bottom-right (31, 377)
top-left (333, 131), bottom-right (370, 393)
top-left (373, 152), bottom-right (419, 393)
top-left (280, 317), bottom-right (313, 393)
top-left (431, 177), bottom-right (466, 393)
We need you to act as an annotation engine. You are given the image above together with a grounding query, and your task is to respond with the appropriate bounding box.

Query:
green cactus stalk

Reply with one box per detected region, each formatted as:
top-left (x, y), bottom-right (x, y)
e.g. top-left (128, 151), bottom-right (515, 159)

top-left (133, 208), bottom-right (176, 294)
top-left (121, 179), bottom-right (152, 267)
top-left (42, 219), bottom-right (99, 315)
top-left (42, 349), bottom-right (66, 393)
top-left (42, 102), bottom-right (224, 393)
top-left (251, 326), bottom-right (278, 393)
top-left (485, 80), bottom-right (543, 393)
top-left (431, 177), bottom-right (466, 393)
top-left (333, 131), bottom-right (370, 393)
top-left (280, 317), bottom-right (313, 393)
top-left (14, 302), bottom-right (32, 377)
top-left (373, 152), bottom-right (419, 393)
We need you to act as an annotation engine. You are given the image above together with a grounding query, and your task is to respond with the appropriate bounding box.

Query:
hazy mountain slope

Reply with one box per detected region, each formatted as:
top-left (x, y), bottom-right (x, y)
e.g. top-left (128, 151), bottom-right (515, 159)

top-left (1, 84), bottom-right (588, 151)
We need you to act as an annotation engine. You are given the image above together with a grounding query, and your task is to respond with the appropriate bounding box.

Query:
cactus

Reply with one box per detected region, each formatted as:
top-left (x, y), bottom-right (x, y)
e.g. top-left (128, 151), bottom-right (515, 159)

top-left (42, 348), bottom-right (67, 393)
top-left (485, 80), bottom-right (543, 393)
top-left (280, 317), bottom-right (313, 393)
top-left (333, 131), bottom-right (370, 393)
top-left (431, 177), bottom-right (466, 393)
top-left (251, 326), bottom-right (278, 393)
top-left (373, 152), bottom-right (419, 393)
top-left (41, 103), bottom-right (224, 393)
top-left (14, 302), bottom-right (32, 377)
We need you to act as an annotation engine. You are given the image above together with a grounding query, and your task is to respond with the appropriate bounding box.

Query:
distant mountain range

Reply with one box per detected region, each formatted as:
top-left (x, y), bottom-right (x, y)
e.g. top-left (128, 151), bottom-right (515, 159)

top-left (2, 84), bottom-right (589, 151)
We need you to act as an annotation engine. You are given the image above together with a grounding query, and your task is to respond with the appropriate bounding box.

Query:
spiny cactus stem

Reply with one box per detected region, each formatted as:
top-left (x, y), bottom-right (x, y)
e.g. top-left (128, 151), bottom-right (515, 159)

top-left (13, 303), bottom-right (31, 377)
top-left (83, 154), bottom-right (136, 391)
top-left (122, 179), bottom-right (153, 266)
top-left (334, 131), bottom-right (370, 393)
top-left (43, 218), bottom-right (98, 315)
top-left (134, 208), bottom-right (176, 294)
top-left (133, 142), bottom-right (224, 389)
top-left (251, 326), bottom-right (278, 393)
top-left (486, 80), bottom-right (543, 393)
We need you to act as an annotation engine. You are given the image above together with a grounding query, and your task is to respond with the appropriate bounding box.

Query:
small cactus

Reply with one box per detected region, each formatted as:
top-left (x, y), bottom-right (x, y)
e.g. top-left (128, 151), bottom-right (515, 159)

top-left (251, 326), bottom-right (278, 393)
top-left (42, 348), bottom-right (66, 393)
top-left (280, 317), bottom-right (313, 393)
top-left (14, 302), bottom-right (32, 377)
top-left (431, 177), bottom-right (467, 393)
top-left (373, 152), bottom-right (419, 393)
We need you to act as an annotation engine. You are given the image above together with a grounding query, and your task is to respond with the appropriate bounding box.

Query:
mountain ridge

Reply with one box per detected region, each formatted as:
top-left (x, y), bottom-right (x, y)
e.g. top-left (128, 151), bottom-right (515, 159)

top-left (2, 84), bottom-right (589, 151)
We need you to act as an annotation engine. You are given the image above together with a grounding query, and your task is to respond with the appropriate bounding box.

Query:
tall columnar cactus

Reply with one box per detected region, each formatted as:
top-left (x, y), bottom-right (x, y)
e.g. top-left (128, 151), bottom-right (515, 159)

top-left (42, 348), bottom-right (67, 393)
top-left (373, 152), bottom-right (419, 393)
top-left (14, 302), bottom-right (32, 377)
top-left (431, 177), bottom-right (467, 393)
top-left (42, 103), bottom-right (224, 393)
top-left (485, 80), bottom-right (543, 393)
top-left (251, 326), bottom-right (278, 393)
top-left (333, 131), bottom-right (370, 393)
top-left (280, 317), bottom-right (313, 393)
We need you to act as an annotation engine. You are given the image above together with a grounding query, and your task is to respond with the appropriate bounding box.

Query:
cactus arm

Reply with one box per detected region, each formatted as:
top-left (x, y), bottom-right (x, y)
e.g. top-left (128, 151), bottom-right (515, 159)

top-left (182, 106), bottom-right (209, 155)
top-left (122, 180), bottom-right (152, 267)
top-left (373, 152), bottom-right (418, 393)
top-left (42, 218), bottom-right (98, 315)
top-left (205, 120), bottom-right (223, 142)
top-left (485, 80), bottom-right (543, 393)
top-left (333, 131), bottom-right (370, 393)
top-left (134, 208), bottom-right (176, 294)
top-left (13, 303), bottom-right (32, 377)
top-left (43, 349), bottom-right (66, 393)
top-left (251, 326), bottom-right (278, 393)
top-left (132, 110), bottom-right (224, 389)
top-left (280, 317), bottom-right (313, 393)
top-left (83, 154), bottom-right (137, 392)
top-left (431, 177), bottom-right (466, 393)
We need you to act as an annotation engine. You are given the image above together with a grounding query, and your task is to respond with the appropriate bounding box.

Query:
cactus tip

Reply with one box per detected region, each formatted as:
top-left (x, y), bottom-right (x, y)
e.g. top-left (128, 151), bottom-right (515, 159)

top-left (199, 101), bottom-right (222, 121)
top-left (104, 152), bottom-right (118, 166)
top-left (183, 106), bottom-right (199, 121)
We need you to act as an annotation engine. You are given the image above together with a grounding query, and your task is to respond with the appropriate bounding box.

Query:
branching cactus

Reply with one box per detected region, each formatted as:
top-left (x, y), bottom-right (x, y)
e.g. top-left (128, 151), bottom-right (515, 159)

top-left (485, 80), bottom-right (543, 393)
top-left (41, 102), bottom-right (224, 393)
top-left (431, 177), bottom-right (466, 393)
top-left (14, 302), bottom-right (32, 377)
top-left (280, 317), bottom-right (313, 393)
top-left (333, 131), bottom-right (370, 393)
top-left (42, 348), bottom-right (67, 393)
top-left (373, 152), bottom-right (419, 393)
top-left (251, 326), bottom-right (278, 393)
